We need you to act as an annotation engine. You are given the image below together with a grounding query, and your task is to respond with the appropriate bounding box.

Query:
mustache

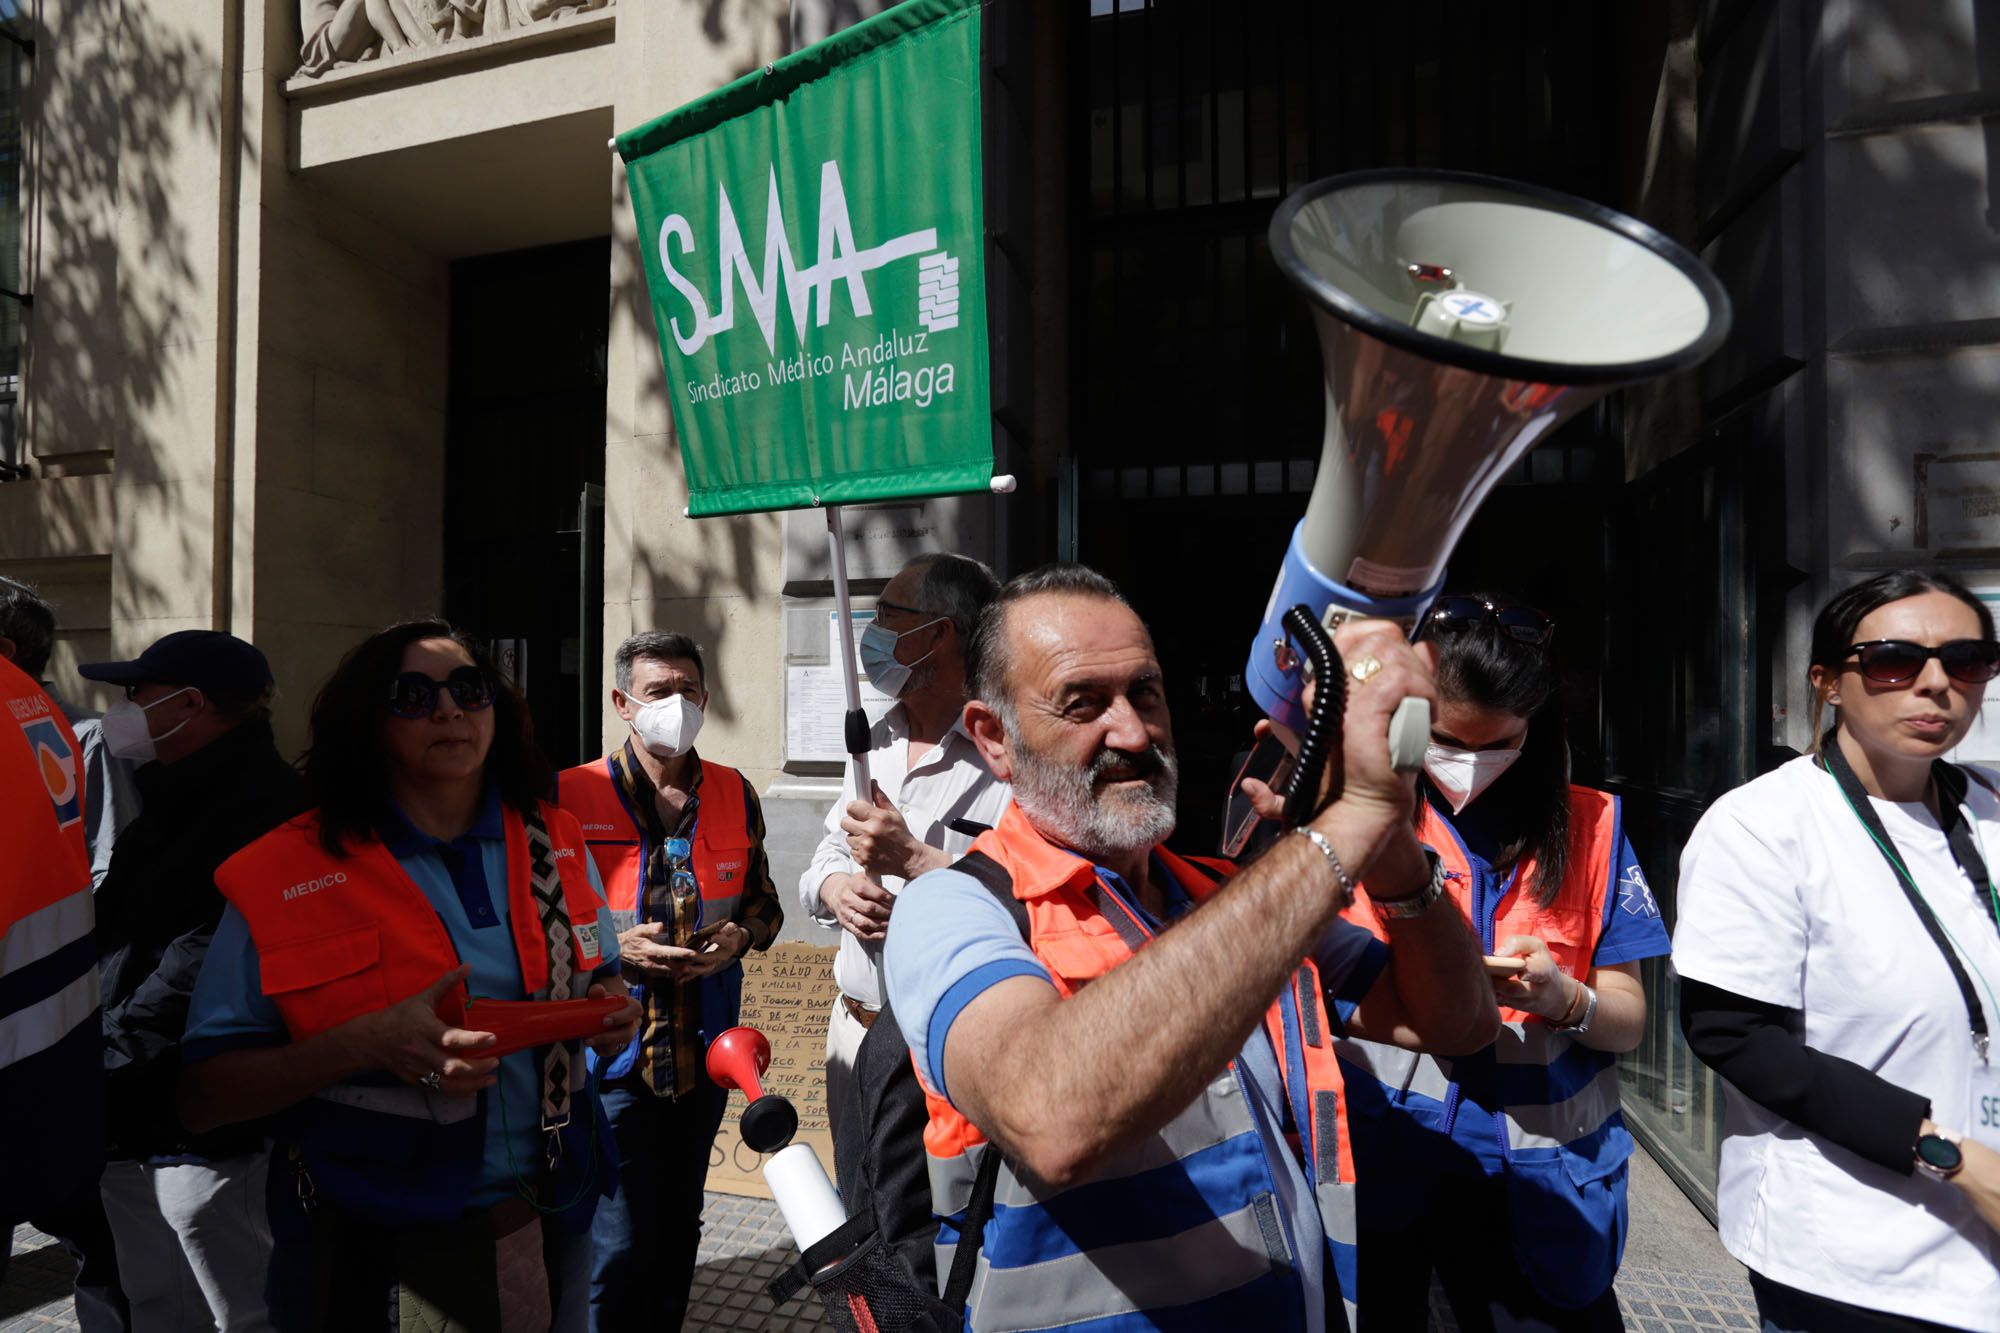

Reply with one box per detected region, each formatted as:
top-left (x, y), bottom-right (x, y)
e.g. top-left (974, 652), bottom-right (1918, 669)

top-left (1091, 744), bottom-right (1170, 784)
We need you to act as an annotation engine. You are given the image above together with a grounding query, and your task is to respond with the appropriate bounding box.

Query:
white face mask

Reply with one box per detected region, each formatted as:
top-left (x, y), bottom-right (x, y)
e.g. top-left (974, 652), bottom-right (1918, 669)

top-left (631, 694), bottom-right (704, 759)
top-left (1423, 742), bottom-right (1522, 815)
top-left (101, 687), bottom-right (198, 762)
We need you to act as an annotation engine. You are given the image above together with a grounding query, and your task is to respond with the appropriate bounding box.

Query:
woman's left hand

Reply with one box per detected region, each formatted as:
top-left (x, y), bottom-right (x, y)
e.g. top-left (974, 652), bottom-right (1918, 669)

top-left (1490, 934), bottom-right (1578, 1021)
top-left (586, 981), bottom-right (642, 1057)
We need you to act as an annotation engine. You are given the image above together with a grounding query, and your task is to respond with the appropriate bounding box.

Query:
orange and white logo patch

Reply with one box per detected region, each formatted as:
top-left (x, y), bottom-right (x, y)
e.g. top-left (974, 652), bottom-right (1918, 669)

top-left (21, 716), bottom-right (81, 830)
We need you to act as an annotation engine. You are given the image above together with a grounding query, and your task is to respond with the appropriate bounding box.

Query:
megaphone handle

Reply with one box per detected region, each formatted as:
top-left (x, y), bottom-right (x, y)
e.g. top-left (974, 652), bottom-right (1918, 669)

top-left (1388, 697), bottom-right (1430, 773)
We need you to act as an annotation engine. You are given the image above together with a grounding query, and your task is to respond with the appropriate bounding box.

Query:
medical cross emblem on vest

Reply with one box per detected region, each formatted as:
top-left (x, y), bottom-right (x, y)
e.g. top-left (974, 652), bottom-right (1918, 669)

top-left (524, 809), bottom-right (579, 1147)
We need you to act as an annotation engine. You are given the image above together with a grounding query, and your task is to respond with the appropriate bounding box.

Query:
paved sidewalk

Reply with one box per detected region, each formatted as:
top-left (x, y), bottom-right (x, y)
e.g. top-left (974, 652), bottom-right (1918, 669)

top-left (5, 1149), bottom-right (1753, 1331)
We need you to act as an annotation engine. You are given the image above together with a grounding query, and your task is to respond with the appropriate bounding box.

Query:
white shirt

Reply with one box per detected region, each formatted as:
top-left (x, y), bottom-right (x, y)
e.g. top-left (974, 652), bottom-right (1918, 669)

top-left (799, 702), bottom-right (1011, 1007)
top-left (1674, 754), bottom-right (2000, 1327)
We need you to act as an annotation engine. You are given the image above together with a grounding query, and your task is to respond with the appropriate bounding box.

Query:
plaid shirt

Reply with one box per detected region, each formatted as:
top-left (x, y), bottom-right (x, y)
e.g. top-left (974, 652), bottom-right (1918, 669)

top-left (608, 741), bottom-right (781, 1097)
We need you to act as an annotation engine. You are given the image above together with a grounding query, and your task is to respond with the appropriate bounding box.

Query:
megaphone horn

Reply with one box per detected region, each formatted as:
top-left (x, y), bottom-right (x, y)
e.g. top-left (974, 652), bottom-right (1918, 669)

top-left (1247, 168), bottom-right (1730, 770)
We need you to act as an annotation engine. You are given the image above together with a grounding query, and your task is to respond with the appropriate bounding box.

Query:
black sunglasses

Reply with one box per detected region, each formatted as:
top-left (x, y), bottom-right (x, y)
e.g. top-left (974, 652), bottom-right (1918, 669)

top-left (1424, 596), bottom-right (1555, 646)
top-left (1843, 639), bottom-right (2000, 686)
top-left (387, 666), bottom-right (496, 719)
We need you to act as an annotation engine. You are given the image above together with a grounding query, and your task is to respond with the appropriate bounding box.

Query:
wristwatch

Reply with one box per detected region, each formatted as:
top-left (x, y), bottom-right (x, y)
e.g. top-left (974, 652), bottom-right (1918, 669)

top-left (1915, 1129), bottom-right (1966, 1182)
top-left (1369, 848), bottom-right (1447, 920)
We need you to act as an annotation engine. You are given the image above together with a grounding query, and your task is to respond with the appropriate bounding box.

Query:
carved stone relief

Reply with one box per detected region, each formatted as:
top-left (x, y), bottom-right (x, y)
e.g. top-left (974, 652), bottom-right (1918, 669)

top-left (297, 0), bottom-right (613, 78)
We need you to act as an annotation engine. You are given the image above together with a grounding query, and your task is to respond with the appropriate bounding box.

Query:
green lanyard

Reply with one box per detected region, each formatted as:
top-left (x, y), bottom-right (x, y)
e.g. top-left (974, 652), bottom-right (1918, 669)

top-left (1822, 739), bottom-right (2000, 1060)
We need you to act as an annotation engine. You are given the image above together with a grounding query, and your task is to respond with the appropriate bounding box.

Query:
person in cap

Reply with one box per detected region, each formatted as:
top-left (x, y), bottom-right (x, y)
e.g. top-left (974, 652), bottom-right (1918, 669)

top-left (78, 630), bottom-right (305, 1331)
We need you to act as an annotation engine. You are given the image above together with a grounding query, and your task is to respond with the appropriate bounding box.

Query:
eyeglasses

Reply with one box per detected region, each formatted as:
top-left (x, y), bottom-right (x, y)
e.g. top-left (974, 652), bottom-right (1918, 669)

top-left (1843, 639), bottom-right (2000, 686)
top-left (1424, 596), bottom-right (1555, 646)
top-left (874, 598), bottom-right (932, 621)
top-left (387, 666), bottom-right (496, 719)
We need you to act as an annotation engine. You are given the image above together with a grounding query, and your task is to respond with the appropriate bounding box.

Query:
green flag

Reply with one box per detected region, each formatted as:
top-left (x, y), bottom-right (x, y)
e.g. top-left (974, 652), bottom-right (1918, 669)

top-left (615, 0), bottom-right (992, 518)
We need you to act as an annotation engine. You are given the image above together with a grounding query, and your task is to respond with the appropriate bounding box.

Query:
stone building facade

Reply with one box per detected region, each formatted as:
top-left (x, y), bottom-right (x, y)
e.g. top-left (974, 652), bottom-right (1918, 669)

top-left (3, 0), bottom-right (1997, 1210)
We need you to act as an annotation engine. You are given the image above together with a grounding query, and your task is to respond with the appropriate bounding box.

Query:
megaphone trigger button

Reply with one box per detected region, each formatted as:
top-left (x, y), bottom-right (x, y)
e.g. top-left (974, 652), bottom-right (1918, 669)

top-left (1271, 640), bottom-right (1299, 675)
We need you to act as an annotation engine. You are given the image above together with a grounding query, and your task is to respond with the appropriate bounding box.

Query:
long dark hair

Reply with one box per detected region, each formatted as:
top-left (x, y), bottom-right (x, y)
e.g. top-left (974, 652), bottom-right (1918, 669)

top-left (1426, 594), bottom-right (1569, 909)
top-left (303, 619), bottom-right (552, 855)
top-left (1808, 570), bottom-right (1996, 751)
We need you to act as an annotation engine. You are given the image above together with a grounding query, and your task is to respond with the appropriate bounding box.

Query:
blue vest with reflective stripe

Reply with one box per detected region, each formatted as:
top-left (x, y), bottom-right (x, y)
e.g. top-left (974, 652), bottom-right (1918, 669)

top-left (1338, 791), bottom-right (1630, 1309)
top-left (921, 809), bottom-right (1353, 1331)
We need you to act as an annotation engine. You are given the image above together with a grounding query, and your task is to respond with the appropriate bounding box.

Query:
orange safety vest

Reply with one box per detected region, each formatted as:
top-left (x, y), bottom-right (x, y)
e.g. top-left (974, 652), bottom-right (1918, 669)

top-left (1340, 787), bottom-right (1631, 1309)
top-left (556, 752), bottom-right (754, 928)
top-left (214, 801), bottom-right (606, 1039)
top-left (920, 801), bottom-right (1360, 1330)
top-left (0, 656), bottom-right (100, 1222)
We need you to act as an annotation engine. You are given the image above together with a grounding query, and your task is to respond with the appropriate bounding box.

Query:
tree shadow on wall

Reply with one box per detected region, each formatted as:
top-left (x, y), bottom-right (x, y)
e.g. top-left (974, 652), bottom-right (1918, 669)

top-left (11, 0), bottom-right (254, 703)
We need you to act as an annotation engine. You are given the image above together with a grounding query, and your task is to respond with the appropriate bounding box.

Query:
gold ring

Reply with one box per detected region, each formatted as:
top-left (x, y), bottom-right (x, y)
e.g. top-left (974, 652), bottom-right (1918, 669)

top-left (1350, 655), bottom-right (1384, 685)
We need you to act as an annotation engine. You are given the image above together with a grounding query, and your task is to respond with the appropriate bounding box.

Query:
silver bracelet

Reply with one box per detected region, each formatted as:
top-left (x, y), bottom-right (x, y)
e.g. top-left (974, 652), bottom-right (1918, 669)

top-left (1293, 828), bottom-right (1355, 898)
top-left (1369, 848), bottom-right (1447, 920)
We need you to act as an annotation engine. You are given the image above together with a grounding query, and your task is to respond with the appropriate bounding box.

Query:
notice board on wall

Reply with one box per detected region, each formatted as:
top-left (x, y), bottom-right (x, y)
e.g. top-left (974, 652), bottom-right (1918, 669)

top-left (705, 941), bottom-right (842, 1200)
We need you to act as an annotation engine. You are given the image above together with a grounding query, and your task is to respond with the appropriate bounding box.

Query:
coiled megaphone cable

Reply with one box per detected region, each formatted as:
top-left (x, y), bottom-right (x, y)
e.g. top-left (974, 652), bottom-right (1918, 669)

top-left (1280, 604), bottom-right (1344, 829)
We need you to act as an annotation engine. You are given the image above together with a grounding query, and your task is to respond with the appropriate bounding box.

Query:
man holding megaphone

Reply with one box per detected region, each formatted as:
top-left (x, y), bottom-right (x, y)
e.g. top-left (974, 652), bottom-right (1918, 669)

top-left (881, 564), bottom-right (1497, 1332)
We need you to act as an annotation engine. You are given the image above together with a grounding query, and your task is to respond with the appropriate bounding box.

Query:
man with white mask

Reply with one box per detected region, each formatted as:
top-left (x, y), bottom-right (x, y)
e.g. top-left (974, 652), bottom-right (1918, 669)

top-left (78, 629), bottom-right (302, 1331)
top-left (555, 630), bottom-right (782, 1333)
top-left (801, 553), bottom-right (1007, 1287)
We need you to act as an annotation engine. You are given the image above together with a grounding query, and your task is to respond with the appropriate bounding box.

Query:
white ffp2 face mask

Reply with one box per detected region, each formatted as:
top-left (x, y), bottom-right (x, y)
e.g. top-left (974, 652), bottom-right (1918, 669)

top-left (632, 694), bottom-right (704, 759)
top-left (1423, 742), bottom-right (1522, 815)
top-left (101, 687), bottom-right (198, 762)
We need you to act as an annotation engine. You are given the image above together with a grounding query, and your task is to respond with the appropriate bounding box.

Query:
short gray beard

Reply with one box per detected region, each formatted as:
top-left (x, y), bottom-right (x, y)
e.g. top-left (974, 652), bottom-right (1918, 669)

top-left (1001, 707), bottom-right (1179, 860)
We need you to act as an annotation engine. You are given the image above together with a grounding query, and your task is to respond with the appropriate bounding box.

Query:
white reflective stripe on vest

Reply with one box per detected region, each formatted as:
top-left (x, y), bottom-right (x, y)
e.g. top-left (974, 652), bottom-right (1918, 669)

top-left (929, 1140), bottom-right (988, 1219)
top-left (992, 1067), bottom-right (1249, 1210)
top-left (1333, 1036), bottom-right (1454, 1103)
top-left (1492, 1019), bottom-right (1575, 1066)
top-left (1, 889), bottom-right (94, 977)
top-left (1503, 1063), bottom-right (1621, 1151)
top-left (1318, 1179), bottom-right (1358, 1247)
top-left (0, 966), bottom-right (98, 1066)
top-left (313, 1082), bottom-right (478, 1124)
top-left (962, 1192), bottom-right (1291, 1333)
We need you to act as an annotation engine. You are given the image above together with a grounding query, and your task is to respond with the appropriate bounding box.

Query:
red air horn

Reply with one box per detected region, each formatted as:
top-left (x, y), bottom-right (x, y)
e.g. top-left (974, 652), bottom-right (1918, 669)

top-left (706, 1026), bottom-right (799, 1152)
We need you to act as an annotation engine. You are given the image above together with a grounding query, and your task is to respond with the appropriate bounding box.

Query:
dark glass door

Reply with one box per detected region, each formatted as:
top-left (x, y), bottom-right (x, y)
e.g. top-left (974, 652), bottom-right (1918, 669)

top-left (444, 238), bottom-right (610, 771)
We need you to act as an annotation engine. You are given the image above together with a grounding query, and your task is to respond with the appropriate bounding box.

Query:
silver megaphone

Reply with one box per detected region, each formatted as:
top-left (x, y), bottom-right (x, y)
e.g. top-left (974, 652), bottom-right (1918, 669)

top-left (1247, 169), bottom-right (1731, 795)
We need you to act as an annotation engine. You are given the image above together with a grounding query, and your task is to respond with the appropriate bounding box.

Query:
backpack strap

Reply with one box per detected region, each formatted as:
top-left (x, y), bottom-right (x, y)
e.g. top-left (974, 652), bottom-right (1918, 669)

top-left (932, 848), bottom-right (1027, 1315)
top-left (952, 849), bottom-right (1029, 942)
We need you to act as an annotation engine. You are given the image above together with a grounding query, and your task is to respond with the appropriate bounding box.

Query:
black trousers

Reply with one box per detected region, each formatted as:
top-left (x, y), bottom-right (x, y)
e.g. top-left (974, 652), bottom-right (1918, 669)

top-left (1749, 1271), bottom-right (1969, 1333)
top-left (1357, 1171), bottom-right (1624, 1333)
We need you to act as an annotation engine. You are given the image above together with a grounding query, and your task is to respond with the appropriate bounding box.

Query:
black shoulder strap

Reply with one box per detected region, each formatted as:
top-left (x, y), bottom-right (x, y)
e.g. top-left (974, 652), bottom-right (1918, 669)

top-left (953, 849), bottom-right (1029, 943)
top-left (935, 848), bottom-right (1025, 1314)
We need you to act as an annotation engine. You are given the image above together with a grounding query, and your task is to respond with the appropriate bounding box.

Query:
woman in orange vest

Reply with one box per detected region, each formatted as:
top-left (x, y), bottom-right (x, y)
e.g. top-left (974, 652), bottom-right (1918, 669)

top-left (1337, 595), bottom-right (1667, 1330)
top-left (177, 621), bottom-right (639, 1333)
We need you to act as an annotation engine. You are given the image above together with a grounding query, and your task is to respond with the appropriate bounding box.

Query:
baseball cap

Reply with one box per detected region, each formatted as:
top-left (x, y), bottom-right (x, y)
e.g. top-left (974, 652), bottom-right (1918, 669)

top-left (78, 630), bottom-right (273, 702)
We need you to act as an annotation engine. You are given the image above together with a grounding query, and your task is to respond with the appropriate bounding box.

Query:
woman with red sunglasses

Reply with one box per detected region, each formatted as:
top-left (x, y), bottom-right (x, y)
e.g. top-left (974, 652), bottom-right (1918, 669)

top-left (1336, 593), bottom-right (1667, 1331)
top-left (1677, 570), bottom-right (2000, 1331)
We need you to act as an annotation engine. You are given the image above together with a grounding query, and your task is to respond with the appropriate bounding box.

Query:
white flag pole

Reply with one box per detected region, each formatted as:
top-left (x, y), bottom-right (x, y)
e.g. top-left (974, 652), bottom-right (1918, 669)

top-left (824, 505), bottom-right (873, 798)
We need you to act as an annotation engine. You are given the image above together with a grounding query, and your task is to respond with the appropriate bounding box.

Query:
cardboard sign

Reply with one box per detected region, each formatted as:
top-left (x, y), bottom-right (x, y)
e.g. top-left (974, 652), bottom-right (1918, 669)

top-left (706, 941), bottom-right (842, 1199)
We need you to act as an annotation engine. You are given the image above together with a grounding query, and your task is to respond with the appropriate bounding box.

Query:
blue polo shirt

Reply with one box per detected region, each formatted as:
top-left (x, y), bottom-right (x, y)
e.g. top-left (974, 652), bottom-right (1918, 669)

top-left (184, 788), bottom-right (623, 1207)
top-left (884, 851), bottom-right (1387, 1333)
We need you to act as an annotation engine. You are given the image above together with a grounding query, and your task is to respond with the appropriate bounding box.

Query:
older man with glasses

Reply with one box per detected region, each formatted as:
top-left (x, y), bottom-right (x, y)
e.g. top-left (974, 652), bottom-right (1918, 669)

top-left (555, 631), bottom-right (783, 1333)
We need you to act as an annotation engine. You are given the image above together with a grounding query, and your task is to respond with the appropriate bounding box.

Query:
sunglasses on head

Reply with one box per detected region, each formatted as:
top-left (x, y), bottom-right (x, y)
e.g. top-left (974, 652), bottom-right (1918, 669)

top-left (387, 666), bottom-right (496, 719)
top-left (1843, 639), bottom-right (2000, 686)
top-left (1425, 596), bottom-right (1555, 646)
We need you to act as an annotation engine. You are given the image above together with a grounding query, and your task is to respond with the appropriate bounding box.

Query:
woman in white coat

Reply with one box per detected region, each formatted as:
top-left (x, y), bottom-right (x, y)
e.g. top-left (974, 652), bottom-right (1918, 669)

top-left (1676, 569), bottom-right (2000, 1331)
